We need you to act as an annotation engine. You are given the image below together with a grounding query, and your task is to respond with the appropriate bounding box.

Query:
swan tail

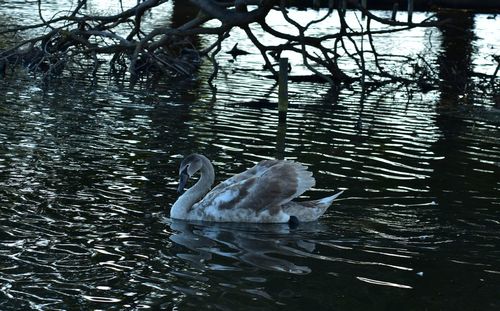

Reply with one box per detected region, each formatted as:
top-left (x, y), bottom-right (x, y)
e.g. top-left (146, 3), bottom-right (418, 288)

top-left (314, 190), bottom-right (344, 209)
top-left (283, 190), bottom-right (344, 222)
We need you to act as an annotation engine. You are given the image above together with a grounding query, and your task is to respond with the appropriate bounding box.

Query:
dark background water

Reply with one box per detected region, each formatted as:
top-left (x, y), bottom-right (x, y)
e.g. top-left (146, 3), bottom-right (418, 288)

top-left (1, 2), bottom-right (500, 310)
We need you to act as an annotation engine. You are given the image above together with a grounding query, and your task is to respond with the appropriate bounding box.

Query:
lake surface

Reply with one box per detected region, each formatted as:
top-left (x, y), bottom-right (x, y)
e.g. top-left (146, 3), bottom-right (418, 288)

top-left (1, 2), bottom-right (500, 310)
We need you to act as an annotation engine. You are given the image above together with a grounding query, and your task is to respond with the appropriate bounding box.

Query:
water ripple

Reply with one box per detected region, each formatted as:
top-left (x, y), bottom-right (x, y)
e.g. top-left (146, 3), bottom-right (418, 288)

top-left (0, 7), bottom-right (499, 310)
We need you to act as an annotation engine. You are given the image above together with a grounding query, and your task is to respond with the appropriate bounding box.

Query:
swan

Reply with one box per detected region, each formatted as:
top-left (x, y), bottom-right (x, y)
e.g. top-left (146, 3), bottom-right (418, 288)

top-left (171, 154), bottom-right (343, 223)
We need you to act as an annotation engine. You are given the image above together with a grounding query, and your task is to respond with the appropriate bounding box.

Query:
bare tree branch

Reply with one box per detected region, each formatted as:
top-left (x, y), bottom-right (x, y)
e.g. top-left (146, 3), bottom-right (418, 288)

top-left (0, 0), bottom-right (496, 98)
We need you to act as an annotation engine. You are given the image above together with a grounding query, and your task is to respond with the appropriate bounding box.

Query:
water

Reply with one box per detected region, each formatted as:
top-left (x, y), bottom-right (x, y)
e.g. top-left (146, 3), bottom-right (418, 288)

top-left (1, 3), bottom-right (500, 310)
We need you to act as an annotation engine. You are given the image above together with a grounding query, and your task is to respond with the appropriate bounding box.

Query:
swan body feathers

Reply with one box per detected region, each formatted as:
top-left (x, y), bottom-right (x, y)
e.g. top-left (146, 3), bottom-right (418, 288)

top-left (171, 154), bottom-right (343, 223)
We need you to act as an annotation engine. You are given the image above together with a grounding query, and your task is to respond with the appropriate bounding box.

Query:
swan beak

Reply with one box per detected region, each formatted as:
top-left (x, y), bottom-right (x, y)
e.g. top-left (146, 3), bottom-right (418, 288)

top-left (177, 172), bottom-right (189, 194)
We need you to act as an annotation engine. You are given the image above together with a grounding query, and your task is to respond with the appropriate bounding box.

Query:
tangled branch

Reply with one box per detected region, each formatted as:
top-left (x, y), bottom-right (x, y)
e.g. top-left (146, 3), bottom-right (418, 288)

top-left (0, 0), bottom-right (474, 91)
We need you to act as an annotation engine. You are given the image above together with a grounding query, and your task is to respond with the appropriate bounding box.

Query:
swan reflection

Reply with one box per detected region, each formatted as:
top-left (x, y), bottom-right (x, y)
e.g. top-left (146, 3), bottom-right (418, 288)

top-left (168, 219), bottom-right (329, 274)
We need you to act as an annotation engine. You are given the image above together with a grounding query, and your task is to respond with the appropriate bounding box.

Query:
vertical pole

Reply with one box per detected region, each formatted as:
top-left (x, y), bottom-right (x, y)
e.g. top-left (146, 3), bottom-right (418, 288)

top-left (276, 122), bottom-right (286, 160)
top-left (278, 57), bottom-right (288, 123)
top-left (361, 0), bottom-right (367, 19)
top-left (407, 0), bottom-right (413, 23)
top-left (391, 2), bottom-right (399, 21)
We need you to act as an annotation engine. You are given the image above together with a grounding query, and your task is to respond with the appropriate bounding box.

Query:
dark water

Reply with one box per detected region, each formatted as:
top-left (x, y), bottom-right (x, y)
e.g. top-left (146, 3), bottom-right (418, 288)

top-left (1, 3), bottom-right (500, 311)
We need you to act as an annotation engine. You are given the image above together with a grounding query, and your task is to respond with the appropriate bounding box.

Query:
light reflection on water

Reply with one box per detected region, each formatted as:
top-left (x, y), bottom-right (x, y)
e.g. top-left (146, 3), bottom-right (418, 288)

top-left (1, 3), bottom-right (500, 311)
top-left (1, 74), bottom-right (498, 309)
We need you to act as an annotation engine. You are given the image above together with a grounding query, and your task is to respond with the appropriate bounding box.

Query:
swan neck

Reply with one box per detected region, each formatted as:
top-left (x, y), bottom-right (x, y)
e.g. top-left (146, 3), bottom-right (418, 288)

top-left (192, 159), bottom-right (215, 195)
top-left (171, 156), bottom-right (215, 219)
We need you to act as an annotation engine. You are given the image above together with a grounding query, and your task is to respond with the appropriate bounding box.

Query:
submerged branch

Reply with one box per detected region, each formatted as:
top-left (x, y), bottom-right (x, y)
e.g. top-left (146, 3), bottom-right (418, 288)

top-left (0, 0), bottom-right (496, 97)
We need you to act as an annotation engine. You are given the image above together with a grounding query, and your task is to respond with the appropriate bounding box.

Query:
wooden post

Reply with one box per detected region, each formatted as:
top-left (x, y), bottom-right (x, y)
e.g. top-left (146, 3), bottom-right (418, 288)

top-left (391, 2), bottom-right (399, 21)
top-left (276, 122), bottom-right (286, 160)
top-left (278, 57), bottom-right (288, 123)
top-left (407, 0), bottom-right (413, 23)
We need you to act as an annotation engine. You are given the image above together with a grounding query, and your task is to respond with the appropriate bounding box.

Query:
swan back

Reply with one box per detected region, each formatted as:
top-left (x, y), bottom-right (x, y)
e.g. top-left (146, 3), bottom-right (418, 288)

top-left (191, 160), bottom-right (316, 222)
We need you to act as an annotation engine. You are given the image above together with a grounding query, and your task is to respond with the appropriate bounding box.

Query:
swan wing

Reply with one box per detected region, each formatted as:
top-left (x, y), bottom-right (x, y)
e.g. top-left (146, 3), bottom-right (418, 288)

top-left (195, 160), bottom-right (315, 221)
top-left (209, 159), bottom-right (282, 193)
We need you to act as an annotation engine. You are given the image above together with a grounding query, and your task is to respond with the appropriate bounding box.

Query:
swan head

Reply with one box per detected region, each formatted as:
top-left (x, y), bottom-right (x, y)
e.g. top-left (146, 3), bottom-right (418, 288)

top-left (177, 154), bottom-right (204, 194)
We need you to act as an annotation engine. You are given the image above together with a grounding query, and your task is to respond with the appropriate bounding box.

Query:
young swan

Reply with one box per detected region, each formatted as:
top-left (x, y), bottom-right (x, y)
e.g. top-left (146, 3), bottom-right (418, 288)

top-left (171, 154), bottom-right (343, 223)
